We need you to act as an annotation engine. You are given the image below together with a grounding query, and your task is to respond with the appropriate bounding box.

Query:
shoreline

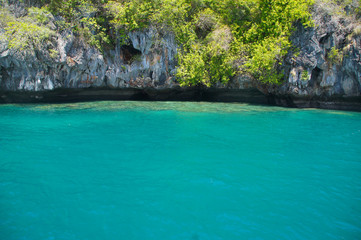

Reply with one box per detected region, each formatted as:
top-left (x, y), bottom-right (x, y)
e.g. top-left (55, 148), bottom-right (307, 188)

top-left (1, 87), bottom-right (360, 112)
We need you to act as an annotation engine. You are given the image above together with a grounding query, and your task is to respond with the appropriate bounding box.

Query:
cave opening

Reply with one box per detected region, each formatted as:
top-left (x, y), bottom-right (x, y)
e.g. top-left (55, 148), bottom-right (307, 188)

top-left (319, 34), bottom-right (330, 45)
top-left (310, 67), bottom-right (322, 87)
top-left (121, 44), bottom-right (142, 64)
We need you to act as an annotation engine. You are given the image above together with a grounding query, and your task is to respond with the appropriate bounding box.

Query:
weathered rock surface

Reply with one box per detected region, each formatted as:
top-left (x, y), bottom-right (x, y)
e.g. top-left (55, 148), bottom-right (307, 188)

top-left (0, 2), bottom-right (360, 110)
top-left (0, 25), bottom-right (178, 91)
top-left (277, 4), bottom-right (361, 101)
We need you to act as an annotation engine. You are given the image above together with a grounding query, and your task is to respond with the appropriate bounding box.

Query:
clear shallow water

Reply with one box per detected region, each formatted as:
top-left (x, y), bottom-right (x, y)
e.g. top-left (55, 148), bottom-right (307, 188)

top-left (0, 101), bottom-right (361, 240)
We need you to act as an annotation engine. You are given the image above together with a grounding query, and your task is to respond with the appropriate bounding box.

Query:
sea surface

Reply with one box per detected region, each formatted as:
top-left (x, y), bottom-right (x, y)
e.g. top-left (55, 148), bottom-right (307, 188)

top-left (0, 101), bottom-right (360, 240)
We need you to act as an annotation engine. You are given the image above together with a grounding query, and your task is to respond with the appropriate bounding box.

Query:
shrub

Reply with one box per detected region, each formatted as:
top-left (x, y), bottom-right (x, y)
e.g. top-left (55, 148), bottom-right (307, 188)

top-left (301, 70), bottom-right (310, 81)
top-left (194, 8), bottom-right (217, 39)
top-left (4, 18), bottom-right (55, 52)
top-left (176, 46), bottom-right (209, 86)
top-left (328, 46), bottom-right (343, 64)
top-left (245, 37), bottom-right (289, 84)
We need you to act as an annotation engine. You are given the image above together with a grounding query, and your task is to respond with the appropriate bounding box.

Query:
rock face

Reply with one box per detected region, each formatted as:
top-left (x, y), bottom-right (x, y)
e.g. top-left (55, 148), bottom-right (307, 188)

top-left (278, 5), bottom-right (361, 99)
top-left (0, 24), bottom-right (178, 91)
top-left (0, 3), bottom-right (360, 110)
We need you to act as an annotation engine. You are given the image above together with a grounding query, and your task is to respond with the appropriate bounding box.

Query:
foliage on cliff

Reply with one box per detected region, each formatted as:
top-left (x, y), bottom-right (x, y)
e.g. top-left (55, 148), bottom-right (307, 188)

top-left (1, 0), bottom-right (359, 86)
top-left (0, 5), bottom-right (57, 60)
top-left (105, 0), bottom-right (315, 86)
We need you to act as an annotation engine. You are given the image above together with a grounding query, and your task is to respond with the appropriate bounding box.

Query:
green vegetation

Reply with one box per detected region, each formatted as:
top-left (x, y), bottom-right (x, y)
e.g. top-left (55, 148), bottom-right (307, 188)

top-left (301, 70), bottom-right (310, 81)
top-left (105, 0), bottom-right (315, 86)
top-left (1, 0), bottom-right (316, 85)
top-left (0, 6), bottom-right (55, 57)
top-left (328, 46), bottom-right (344, 64)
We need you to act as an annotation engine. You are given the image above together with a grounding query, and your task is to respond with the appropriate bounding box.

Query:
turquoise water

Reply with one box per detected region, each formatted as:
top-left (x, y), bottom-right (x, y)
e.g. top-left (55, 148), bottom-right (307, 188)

top-left (0, 101), bottom-right (361, 240)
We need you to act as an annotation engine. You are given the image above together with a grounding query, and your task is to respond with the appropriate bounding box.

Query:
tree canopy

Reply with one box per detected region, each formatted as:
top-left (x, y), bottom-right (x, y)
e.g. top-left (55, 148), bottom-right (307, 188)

top-left (1, 0), bottom-right (320, 85)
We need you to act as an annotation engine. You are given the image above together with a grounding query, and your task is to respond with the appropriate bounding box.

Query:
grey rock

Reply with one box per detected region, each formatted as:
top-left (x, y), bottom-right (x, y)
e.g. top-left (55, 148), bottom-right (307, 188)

top-left (279, 5), bottom-right (361, 98)
top-left (0, 1), bottom-right (178, 92)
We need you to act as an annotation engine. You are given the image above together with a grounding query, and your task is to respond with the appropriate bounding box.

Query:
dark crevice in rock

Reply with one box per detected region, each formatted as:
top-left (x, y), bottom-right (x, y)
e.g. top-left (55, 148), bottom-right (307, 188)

top-left (120, 44), bottom-right (141, 64)
top-left (339, 37), bottom-right (347, 49)
top-left (319, 34), bottom-right (330, 45)
top-left (310, 67), bottom-right (323, 88)
top-left (159, 73), bottom-right (166, 85)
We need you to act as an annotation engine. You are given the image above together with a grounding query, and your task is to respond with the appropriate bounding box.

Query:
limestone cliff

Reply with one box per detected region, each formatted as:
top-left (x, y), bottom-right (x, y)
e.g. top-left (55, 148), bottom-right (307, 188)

top-left (278, 3), bottom-right (361, 99)
top-left (0, 1), bottom-right (360, 110)
top-left (0, 25), bottom-right (178, 91)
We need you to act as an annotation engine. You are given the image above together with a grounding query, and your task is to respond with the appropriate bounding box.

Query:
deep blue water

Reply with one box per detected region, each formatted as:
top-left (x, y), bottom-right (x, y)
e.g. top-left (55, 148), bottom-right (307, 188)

top-left (0, 101), bottom-right (361, 240)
